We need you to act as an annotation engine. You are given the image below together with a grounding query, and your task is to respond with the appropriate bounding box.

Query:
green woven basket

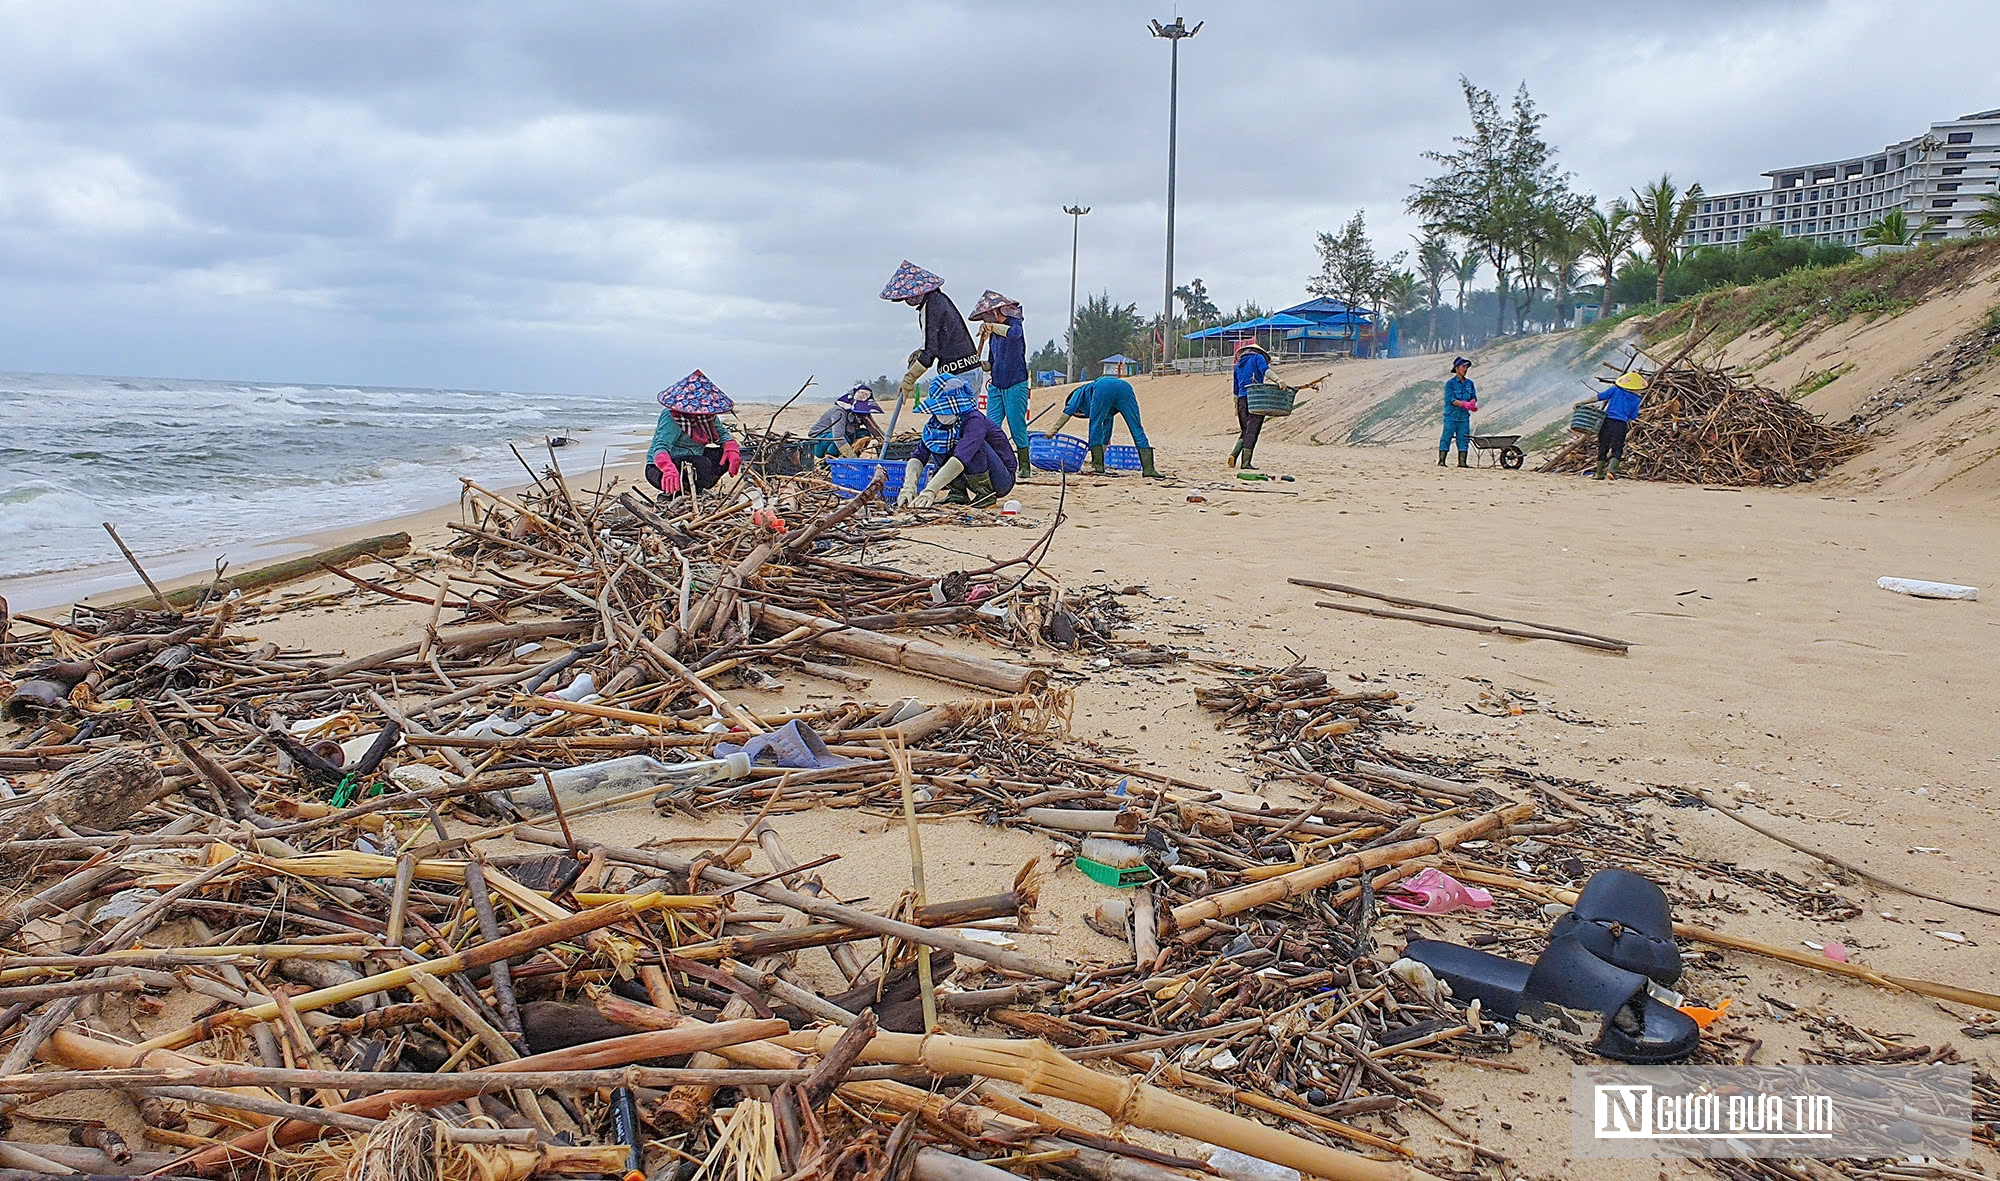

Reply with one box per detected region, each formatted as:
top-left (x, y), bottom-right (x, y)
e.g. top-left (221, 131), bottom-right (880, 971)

top-left (1244, 382), bottom-right (1297, 417)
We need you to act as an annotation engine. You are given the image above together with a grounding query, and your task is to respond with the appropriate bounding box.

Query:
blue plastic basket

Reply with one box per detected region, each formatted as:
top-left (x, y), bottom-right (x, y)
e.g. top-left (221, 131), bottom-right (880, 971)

top-left (1030, 433), bottom-right (1089, 473)
top-left (827, 458), bottom-right (905, 500)
top-left (1104, 445), bottom-right (1142, 471)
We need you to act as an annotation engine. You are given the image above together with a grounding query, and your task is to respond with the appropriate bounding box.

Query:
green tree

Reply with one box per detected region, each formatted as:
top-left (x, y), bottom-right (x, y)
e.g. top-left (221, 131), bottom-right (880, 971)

top-left (868, 375), bottom-right (894, 401)
top-left (1411, 79), bottom-right (1581, 335)
top-left (1174, 277), bottom-right (1219, 326)
top-left (1067, 291), bottom-right (1143, 380)
top-left (1543, 206), bottom-right (1587, 328)
top-left (1630, 174), bottom-right (1703, 306)
top-left (1962, 192), bottom-right (2000, 235)
top-left (1452, 250), bottom-right (1480, 349)
top-left (1413, 234), bottom-right (1454, 351)
top-left (1308, 210), bottom-right (1380, 319)
top-left (1579, 202), bottom-right (1636, 321)
top-left (1028, 339), bottom-right (1067, 375)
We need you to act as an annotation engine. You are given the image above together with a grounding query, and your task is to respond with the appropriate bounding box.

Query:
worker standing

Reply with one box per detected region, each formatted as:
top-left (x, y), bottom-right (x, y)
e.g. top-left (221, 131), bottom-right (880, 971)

top-left (881, 260), bottom-right (983, 416)
top-left (1230, 339), bottom-right (1271, 470)
top-left (1593, 370), bottom-right (1648, 480)
top-left (1440, 356), bottom-right (1477, 468)
top-left (1044, 375), bottom-right (1162, 478)
top-left (971, 291), bottom-right (1033, 480)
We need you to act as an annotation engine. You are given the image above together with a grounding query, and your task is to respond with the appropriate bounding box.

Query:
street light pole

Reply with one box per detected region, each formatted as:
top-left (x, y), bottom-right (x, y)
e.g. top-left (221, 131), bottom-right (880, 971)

top-left (1150, 16), bottom-right (1199, 375)
top-left (1063, 204), bottom-right (1090, 382)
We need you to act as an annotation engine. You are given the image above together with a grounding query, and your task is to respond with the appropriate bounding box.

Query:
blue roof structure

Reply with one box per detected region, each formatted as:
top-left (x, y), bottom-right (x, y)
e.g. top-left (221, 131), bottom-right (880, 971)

top-left (1101, 354), bottom-right (1138, 365)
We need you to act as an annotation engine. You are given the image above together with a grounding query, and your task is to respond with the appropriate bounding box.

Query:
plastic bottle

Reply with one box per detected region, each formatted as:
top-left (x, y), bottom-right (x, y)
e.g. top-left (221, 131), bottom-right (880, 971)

top-left (507, 752), bottom-right (752, 811)
top-left (1207, 1148), bottom-right (1302, 1181)
top-left (548, 673), bottom-right (598, 702)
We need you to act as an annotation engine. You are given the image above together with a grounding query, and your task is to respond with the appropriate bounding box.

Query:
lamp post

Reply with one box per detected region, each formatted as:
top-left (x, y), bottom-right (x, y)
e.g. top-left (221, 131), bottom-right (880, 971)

top-left (1149, 15), bottom-right (1200, 375)
top-left (1063, 204), bottom-right (1090, 382)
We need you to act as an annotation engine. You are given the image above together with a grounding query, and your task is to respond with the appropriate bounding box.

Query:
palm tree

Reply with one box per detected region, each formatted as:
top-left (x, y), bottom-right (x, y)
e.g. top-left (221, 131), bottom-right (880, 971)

top-left (1630, 174), bottom-right (1703, 307)
top-left (1967, 193), bottom-right (2000, 236)
top-left (1860, 208), bottom-right (1938, 247)
top-left (1451, 251), bottom-right (1479, 348)
top-left (1413, 234), bottom-right (1454, 352)
top-left (1579, 201), bottom-right (1636, 322)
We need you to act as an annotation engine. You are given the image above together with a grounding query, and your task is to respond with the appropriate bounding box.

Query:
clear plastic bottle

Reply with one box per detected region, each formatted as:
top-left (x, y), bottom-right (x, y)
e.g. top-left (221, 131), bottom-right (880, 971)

top-left (507, 752), bottom-right (752, 811)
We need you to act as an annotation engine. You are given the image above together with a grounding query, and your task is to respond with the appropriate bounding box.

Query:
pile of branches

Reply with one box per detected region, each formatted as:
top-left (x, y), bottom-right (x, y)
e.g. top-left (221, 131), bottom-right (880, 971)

top-left (1539, 354), bottom-right (1864, 485)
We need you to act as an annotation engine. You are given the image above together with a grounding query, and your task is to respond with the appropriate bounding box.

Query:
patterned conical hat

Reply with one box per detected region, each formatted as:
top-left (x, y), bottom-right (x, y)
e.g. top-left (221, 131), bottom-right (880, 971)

top-left (879, 260), bottom-right (944, 301)
top-left (969, 289), bottom-right (1019, 321)
top-left (656, 370), bottom-right (733, 413)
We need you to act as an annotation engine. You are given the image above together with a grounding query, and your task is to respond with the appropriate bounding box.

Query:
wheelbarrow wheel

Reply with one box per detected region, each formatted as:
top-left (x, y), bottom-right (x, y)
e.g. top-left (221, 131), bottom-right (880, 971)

top-left (1500, 446), bottom-right (1525, 470)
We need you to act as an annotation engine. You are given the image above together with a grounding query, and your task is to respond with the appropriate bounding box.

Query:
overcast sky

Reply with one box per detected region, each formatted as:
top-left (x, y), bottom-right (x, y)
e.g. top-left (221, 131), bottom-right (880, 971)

top-left (3, 0), bottom-right (1997, 399)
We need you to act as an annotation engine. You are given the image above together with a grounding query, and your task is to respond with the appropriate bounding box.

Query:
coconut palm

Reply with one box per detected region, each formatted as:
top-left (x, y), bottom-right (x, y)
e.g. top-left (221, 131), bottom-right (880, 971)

top-left (1413, 234), bottom-right (1454, 351)
top-left (1860, 208), bottom-right (1939, 247)
top-left (1579, 201), bottom-right (1636, 321)
top-left (1967, 193), bottom-right (2000, 236)
top-left (1630, 174), bottom-right (1703, 306)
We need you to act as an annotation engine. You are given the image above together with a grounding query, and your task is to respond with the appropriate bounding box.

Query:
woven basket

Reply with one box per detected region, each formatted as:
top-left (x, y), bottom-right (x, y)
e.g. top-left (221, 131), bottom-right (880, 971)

top-left (1244, 383), bottom-right (1297, 417)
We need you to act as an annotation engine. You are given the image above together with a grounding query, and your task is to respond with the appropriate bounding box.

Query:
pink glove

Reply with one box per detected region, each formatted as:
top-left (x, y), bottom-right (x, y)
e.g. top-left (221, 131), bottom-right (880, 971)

top-left (721, 440), bottom-right (742, 476)
top-left (1466, 400), bottom-right (1477, 412)
top-left (652, 453), bottom-right (681, 495)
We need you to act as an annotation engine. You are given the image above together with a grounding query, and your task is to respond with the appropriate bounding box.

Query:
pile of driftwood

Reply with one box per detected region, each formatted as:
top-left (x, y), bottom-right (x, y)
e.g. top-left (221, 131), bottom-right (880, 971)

top-left (1539, 353), bottom-right (1864, 485)
top-left (4, 453), bottom-right (1999, 1181)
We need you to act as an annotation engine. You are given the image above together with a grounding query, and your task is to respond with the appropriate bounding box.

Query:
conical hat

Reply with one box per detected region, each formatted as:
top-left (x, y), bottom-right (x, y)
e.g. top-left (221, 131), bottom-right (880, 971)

top-left (969, 289), bottom-right (1019, 321)
top-left (879, 260), bottom-right (944, 301)
top-left (656, 370), bottom-right (733, 413)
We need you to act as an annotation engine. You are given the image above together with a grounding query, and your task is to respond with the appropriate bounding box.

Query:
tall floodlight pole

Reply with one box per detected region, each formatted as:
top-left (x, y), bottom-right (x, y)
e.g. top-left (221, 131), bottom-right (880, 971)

top-left (1149, 16), bottom-right (1200, 374)
top-left (1064, 204), bottom-right (1090, 382)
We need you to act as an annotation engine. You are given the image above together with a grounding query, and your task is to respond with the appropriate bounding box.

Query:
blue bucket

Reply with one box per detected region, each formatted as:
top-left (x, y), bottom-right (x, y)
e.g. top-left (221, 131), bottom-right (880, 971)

top-left (827, 458), bottom-right (905, 499)
top-left (1030, 433), bottom-right (1090, 472)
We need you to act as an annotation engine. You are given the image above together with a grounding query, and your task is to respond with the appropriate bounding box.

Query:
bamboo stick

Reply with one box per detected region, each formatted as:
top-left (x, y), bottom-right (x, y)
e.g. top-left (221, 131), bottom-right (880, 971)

top-left (1170, 804), bottom-right (1531, 931)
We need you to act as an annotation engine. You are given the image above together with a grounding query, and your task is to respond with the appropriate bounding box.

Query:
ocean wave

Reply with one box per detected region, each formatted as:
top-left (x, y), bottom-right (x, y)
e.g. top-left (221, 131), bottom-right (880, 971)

top-left (0, 481), bottom-right (104, 538)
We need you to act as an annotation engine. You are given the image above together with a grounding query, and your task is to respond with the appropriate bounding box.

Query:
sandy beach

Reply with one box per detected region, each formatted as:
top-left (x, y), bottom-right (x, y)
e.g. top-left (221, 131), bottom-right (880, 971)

top-left (11, 353), bottom-right (1994, 1176)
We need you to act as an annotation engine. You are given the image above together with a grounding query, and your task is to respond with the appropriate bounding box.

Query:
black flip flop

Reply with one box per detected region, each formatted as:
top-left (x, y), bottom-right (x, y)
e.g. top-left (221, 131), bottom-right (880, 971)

top-left (1555, 868), bottom-right (1682, 986)
top-left (1406, 935), bottom-right (1700, 1064)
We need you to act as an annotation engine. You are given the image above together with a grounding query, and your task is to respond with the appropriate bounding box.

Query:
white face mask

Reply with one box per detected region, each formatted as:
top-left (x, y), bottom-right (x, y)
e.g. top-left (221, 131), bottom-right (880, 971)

top-left (934, 414), bottom-right (960, 425)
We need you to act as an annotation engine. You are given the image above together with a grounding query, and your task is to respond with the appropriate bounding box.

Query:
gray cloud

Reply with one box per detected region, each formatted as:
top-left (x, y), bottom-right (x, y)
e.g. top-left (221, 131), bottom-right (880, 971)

top-left (1, 0), bottom-right (1994, 396)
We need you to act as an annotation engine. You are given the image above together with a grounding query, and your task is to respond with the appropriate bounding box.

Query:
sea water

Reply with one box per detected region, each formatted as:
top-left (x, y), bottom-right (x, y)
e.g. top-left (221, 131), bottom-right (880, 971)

top-left (0, 371), bottom-right (640, 587)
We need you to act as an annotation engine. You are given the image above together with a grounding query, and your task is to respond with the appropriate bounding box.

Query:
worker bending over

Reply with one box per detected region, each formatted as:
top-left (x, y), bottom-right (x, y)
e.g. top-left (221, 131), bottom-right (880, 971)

top-left (881, 260), bottom-right (983, 410)
top-left (1045, 375), bottom-right (1161, 478)
top-left (647, 370), bottom-right (741, 496)
top-left (809, 384), bottom-right (884, 460)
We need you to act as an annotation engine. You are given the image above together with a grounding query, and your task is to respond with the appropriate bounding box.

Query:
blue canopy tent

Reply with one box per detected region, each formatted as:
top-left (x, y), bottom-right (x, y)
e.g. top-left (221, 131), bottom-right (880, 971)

top-left (1277, 298), bottom-right (1375, 356)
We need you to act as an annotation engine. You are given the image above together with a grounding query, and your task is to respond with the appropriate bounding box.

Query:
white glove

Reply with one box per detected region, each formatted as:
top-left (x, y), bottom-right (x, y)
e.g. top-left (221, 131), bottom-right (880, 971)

top-left (1043, 415), bottom-right (1070, 439)
top-left (911, 457), bottom-right (964, 510)
top-left (895, 457), bottom-right (923, 506)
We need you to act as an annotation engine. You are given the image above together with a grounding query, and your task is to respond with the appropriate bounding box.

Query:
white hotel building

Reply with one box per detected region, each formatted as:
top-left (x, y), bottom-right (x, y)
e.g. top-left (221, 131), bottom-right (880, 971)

top-left (1682, 108), bottom-right (2000, 251)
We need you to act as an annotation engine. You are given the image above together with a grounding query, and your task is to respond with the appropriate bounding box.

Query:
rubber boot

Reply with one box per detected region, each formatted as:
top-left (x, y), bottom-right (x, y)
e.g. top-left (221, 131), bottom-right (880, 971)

top-left (1457, 450), bottom-right (1470, 468)
top-left (1088, 446), bottom-right (1106, 475)
top-left (1239, 445), bottom-right (1257, 471)
top-left (963, 472), bottom-right (999, 508)
top-left (1592, 459), bottom-right (1607, 480)
top-left (1138, 447), bottom-right (1163, 479)
top-left (1438, 450), bottom-right (1448, 467)
top-left (1228, 439), bottom-right (1243, 469)
top-left (1607, 457), bottom-right (1621, 481)
top-left (1016, 446), bottom-right (1032, 481)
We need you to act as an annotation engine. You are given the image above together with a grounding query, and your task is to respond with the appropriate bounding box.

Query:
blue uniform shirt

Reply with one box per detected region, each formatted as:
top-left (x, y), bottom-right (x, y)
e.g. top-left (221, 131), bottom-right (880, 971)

top-left (1233, 351), bottom-right (1269, 398)
top-left (1597, 385), bottom-right (1642, 422)
top-left (1443, 375), bottom-right (1476, 418)
top-left (1066, 376), bottom-right (1134, 420)
top-left (987, 316), bottom-right (1028, 390)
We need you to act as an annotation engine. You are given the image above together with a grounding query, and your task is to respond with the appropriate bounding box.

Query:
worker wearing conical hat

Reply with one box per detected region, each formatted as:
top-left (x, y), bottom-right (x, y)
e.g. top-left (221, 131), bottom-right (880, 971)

top-left (1230, 339), bottom-right (1271, 470)
top-left (1593, 370), bottom-right (1648, 480)
top-left (647, 371), bottom-right (740, 497)
top-left (970, 290), bottom-right (1033, 480)
top-left (880, 261), bottom-right (983, 413)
